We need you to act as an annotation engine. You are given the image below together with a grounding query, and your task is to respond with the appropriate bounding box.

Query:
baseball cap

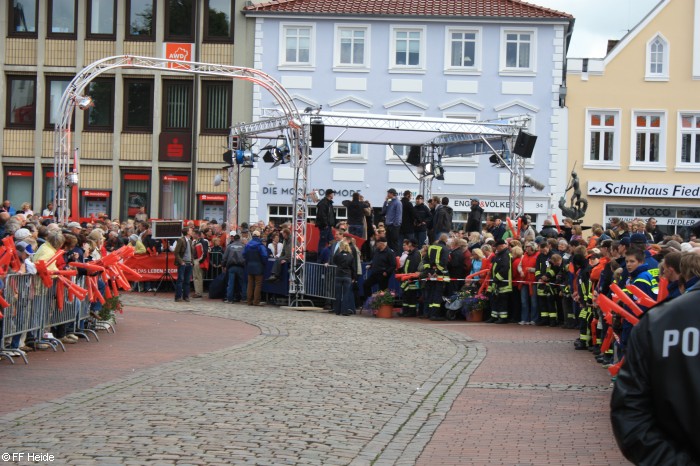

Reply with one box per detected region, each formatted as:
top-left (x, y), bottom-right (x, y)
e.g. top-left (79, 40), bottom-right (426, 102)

top-left (252, 230), bottom-right (260, 237)
top-left (619, 237), bottom-right (631, 247)
top-left (129, 234), bottom-right (139, 243)
top-left (494, 238), bottom-right (507, 246)
top-left (15, 241), bottom-right (34, 255)
top-left (67, 221), bottom-right (81, 229)
top-left (387, 188), bottom-right (398, 195)
top-left (229, 230), bottom-right (236, 236)
top-left (470, 197), bottom-right (479, 202)
top-left (630, 233), bottom-right (647, 244)
top-left (14, 228), bottom-right (31, 240)
top-left (415, 194), bottom-right (424, 200)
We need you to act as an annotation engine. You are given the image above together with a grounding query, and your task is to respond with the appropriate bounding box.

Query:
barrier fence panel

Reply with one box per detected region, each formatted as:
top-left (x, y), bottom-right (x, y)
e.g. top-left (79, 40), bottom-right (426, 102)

top-left (73, 276), bottom-right (99, 342)
top-left (203, 250), bottom-right (224, 282)
top-left (303, 262), bottom-right (337, 300)
top-left (1, 274), bottom-right (47, 363)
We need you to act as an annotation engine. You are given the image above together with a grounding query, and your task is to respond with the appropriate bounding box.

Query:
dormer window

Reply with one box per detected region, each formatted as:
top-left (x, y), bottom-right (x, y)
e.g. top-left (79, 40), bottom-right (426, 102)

top-left (646, 34), bottom-right (669, 81)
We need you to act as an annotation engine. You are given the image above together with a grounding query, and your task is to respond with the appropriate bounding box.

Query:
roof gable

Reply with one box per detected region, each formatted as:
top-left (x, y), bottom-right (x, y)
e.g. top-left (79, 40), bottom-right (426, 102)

top-left (245, 0), bottom-right (572, 19)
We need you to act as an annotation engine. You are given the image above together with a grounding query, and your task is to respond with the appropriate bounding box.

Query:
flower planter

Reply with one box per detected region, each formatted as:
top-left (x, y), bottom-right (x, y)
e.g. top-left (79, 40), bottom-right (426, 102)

top-left (467, 308), bottom-right (483, 322)
top-left (376, 304), bottom-right (393, 319)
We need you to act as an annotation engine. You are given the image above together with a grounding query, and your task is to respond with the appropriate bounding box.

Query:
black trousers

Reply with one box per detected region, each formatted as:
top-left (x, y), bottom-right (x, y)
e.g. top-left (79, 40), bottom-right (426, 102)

top-left (363, 271), bottom-right (390, 299)
top-left (385, 225), bottom-right (400, 256)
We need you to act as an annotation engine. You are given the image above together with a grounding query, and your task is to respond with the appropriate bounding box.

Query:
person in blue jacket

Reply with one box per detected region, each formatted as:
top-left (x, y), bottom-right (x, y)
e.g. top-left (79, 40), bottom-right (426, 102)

top-left (244, 230), bottom-right (269, 306)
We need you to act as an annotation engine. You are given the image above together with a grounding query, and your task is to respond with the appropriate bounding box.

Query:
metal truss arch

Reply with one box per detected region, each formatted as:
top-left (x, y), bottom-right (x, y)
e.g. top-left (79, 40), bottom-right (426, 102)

top-left (54, 55), bottom-right (309, 302)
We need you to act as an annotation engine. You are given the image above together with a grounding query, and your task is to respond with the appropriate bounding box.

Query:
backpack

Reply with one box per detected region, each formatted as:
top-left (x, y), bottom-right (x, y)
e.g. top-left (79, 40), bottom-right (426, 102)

top-left (448, 248), bottom-right (468, 277)
top-left (227, 243), bottom-right (245, 267)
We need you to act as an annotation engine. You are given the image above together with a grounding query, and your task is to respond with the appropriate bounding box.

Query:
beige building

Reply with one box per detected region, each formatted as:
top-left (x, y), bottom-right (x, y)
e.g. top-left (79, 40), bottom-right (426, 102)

top-left (566, 0), bottom-right (700, 239)
top-left (1, 0), bottom-right (254, 223)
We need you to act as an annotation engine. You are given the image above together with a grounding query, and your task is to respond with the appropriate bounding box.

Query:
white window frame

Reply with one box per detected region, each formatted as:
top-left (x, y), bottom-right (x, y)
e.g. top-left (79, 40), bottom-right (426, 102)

top-left (499, 27), bottom-right (537, 76)
top-left (331, 111), bottom-right (368, 163)
top-left (333, 24), bottom-right (370, 72)
top-left (583, 109), bottom-right (621, 169)
top-left (645, 33), bottom-right (670, 82)
top-left (389, 26), bottom-right (426, 73)
top-left (630, 110), bottom-right (666, 170)
top-left (385, 111), bottom-right (424, 163)
top-left (278, 22), bottom-right (316, 70)
top-left (444, 27), bottom-right (482, 75)
top-left (676, 112), bottom-right (700, 172)
top-left (441, 113), bottom-right (480, 166)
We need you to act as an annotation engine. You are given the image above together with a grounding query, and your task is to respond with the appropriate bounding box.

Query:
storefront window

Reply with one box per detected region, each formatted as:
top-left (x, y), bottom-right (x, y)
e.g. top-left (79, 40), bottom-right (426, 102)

top-left (604, 204), bottom-right (698, 239)
top-left (4, 169), bottom-right (34, 208)
top-left (122, 173), bottom-right (150, 219)
top-left (160, 174), bottom-right (189, 220)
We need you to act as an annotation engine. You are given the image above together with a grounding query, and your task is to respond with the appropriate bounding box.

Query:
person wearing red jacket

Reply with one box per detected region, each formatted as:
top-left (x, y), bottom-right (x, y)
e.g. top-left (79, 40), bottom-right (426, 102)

top-left (518, 241), bottom-right (539, 324)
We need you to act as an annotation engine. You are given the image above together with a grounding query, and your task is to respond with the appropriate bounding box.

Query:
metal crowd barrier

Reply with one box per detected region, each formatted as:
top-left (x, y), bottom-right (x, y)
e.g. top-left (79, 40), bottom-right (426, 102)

top-left (0, 274), bottom-right (45, 364)
top-left (303, 262), bottom-right (337, 300)
top-left (1, 274), bottom-right (99, 365)
top-left (203, 250), bottom-right (224, 282)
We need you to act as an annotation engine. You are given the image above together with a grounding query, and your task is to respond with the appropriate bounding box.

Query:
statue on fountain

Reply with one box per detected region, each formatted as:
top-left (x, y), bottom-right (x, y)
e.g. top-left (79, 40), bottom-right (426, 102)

top-left (559, 168), bottom-right (588, 222)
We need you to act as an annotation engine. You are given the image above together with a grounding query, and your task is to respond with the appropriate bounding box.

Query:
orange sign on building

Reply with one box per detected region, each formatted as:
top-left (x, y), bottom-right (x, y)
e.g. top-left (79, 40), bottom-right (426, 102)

top-left (163, 43), bottom-right (194, 69)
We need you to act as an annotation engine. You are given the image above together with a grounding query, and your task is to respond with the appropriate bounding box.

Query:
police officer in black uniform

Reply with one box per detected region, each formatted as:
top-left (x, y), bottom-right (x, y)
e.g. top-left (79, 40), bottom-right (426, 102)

top-left (611, 253), bottom-right (700, 465)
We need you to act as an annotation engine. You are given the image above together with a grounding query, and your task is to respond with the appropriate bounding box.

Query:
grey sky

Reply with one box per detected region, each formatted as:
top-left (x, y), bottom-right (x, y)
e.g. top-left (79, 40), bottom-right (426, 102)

top-left (526, 0), bottom-right (661, 57)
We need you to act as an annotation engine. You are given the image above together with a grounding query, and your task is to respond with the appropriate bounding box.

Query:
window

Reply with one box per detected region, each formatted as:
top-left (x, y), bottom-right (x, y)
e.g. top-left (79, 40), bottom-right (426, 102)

top-left (632, 112), bottom-right (665, 167)
top-left (201, 81), bottom-right (231, 134)
top-left (165, 0), bottom-right (194, 41)
top-left (9, 0), bottom-right (38, 36)
top-left (6, 75), bottom-right (36, 128)
top-left (500, 29), bottom-right (536, 73)
top-left (121, 172), bottom-right (150, 219)
top-left (204, 0), bottom-right (233, 42)
top-left (445, 28), bottom-right (481, 72)
top-left (442, 113), bottom-right (480, 166)
top-left (585, 110), bottom-right (620, 167)
top-left (45, 76), bottom-right (71, 129)
top-left (268, 205), bottom-right (294, 225)
top-left (163, 80), bottom-right (192, 131)
top-left (84, 78), bottom-right (114, 130)
top-left (390, 27), bottom-right (425, 70)
top-left (160, 174), bottom-right (189, 220)
top-left (334, 25), bottom-right (369, 69)
top-left (87, 0), bottom-right (116, 39)
top-left (679, 114), bottom-right (700, 168)
top-left (126, 0), bottom-right (155, 40)
top-left (646, 34), bottom-right (669, 81)
top-left (385, 112), bottom-right (424, 162)
top-left (48, 0), bottom-right (77, 37)
top-left (280, 24), bottom-right (314, 67)
top-left (4, 169), bottom-right (34, 208)
top-left (123, 79), bottom-right (153, 131)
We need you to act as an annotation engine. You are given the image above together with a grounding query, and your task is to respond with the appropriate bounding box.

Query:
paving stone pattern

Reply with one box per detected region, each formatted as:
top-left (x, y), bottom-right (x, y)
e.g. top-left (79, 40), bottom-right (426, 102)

top-left (1, 295), bottom-right (483, 465)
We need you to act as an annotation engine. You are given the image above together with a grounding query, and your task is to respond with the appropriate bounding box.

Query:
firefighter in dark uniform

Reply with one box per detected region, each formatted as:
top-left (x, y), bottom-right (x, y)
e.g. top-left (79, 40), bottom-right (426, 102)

top-left (424, 233), bottom-right (450, 321)
top-left (399, 238), bottom-right (421, 317)
top-left (534, 241), bottom-right (553, 326)
top-left (611, 260), bottom-right (700, 465)
top-left (573, 253), bottom-right (593, 350)
top-left (486, 238), bottom-right (512, 324)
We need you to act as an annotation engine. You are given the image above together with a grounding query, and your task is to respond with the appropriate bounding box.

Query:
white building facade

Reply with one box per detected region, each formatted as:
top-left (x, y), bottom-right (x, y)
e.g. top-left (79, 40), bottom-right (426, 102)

top-left (243, 0), bottom-right (573, 229)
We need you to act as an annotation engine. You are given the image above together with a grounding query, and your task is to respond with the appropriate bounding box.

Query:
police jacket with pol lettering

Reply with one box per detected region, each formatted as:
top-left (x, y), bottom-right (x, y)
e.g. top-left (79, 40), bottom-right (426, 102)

top-left (610, 284), bottom-right (700, 466)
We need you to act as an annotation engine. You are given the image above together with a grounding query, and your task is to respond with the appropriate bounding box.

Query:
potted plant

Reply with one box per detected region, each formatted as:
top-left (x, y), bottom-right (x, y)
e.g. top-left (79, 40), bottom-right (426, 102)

top-left (465, 293), bottom-right (489, 322)
top-left (369, 289), bottom-right (396, 318)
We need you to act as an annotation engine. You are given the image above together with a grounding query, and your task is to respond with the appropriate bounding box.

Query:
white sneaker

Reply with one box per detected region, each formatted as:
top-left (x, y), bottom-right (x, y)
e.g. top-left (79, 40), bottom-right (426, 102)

top-left (518, 321), bottom-right (526, 325)
top-left (529, 321), bottom-right (537, 325)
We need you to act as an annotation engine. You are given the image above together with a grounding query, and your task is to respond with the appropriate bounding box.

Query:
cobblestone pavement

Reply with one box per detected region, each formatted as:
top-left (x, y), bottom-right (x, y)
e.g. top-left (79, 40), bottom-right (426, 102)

top-left (1, 296), bottom-right (483, 465)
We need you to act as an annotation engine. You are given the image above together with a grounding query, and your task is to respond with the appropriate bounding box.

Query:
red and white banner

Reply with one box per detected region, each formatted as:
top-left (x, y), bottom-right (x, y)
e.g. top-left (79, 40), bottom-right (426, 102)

top-left (123, 254), bottom-right (178, 281)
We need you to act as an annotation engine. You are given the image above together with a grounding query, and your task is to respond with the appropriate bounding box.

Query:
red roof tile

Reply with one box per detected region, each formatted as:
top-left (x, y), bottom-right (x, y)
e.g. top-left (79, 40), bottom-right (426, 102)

top-left (245, 0), bottom-right (573, 19)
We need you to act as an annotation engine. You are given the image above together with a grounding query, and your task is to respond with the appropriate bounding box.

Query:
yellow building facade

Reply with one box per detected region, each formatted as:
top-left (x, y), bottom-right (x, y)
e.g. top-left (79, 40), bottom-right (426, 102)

top-left (0, 0), bottom-right (253, 223)
top-left (566, 0), bottom-right (700, 239)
